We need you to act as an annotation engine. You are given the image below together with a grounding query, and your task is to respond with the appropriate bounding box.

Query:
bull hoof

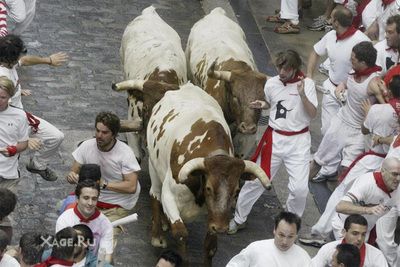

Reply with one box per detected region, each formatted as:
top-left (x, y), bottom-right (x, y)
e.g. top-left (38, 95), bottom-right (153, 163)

top-left (151, 237), bottom-right (167, 248)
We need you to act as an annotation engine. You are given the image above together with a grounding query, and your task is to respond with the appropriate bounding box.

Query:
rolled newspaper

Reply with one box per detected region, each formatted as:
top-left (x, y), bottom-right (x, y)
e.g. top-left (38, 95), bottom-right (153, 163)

top-left (111, 213), bottom-right (138, 227)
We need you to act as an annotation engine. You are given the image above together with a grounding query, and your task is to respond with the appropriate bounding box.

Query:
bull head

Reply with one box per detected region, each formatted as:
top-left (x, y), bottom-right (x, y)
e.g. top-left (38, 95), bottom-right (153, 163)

top-left (177, 155), bottom-right (271, 234)
top-left (206, 60), bottom-right (267, 135)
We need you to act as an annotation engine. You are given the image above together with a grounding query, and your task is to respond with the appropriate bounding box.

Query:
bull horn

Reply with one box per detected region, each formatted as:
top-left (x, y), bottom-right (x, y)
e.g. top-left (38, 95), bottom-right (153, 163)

top-left (211, 70), bottom-right (231, 82)
top-left (178, 158), bottom-right (206, 182)
top-left (243, 160), bottom-right (271, 190)
top-left (112, 79), bottom-right (145, 92)
top-left (119, 119), bottom-right (143, 132)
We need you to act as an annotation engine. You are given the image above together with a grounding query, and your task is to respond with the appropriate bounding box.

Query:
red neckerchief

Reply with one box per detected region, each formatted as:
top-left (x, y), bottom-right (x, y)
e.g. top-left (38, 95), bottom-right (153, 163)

top-left (73, 205), bottom-right (100, 223)
top-left (393, 135), bottom-right (400, 148)
top-left (34, 257), bottom-right (74, 267)
top-left (353, 0), bottom-right (371, 29)
top-left (389, 98), bottom-right (400, 118)
top-left (350, 65), bottom-right (382, 80)
top-left (280, 71), bottom-right (305, 86)
top-left (341, 239), bottom-right (366, 267)
top-left (382, 0), bottom-right (395, 8)
top-left (336, 26), bottom-right (358, 41)
top-left (373, 171), bottom-right (392, 197)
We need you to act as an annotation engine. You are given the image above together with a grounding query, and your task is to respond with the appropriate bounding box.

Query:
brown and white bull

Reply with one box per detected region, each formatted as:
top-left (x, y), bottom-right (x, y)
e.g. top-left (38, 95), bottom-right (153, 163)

top-left (146, 82), bottom-right (271, 266)
top-left (111, 6), bottom-right (187, 161)
top-left (186, 7), bottom-right (268, 158)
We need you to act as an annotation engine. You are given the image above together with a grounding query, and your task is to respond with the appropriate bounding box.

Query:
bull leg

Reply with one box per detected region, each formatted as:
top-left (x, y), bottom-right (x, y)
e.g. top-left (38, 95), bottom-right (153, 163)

top-left (203, 231), bottom-right (217, 267)
top-left (171, 220), bottom-right (188, 263)
top-left (150, 196), bottom-right (167, 248)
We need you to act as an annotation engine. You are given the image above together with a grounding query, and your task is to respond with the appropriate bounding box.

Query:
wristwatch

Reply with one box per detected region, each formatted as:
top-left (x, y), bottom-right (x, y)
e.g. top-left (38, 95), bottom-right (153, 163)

top-left (102, 180), bottom-right (108, 190)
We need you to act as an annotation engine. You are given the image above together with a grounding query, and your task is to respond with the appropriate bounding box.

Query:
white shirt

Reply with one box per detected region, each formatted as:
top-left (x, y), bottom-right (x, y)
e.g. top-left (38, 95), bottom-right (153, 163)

top-left (56, 208), bottom-right (114, 254)
top-left (375, 39), bottom-right (399, 76)
top-left (314, 30), bottom-right (370, 86)
top-left (226, 239), bottom-right (311, 267)
top-left (337, 72), bottom-right (379, 128)
top-left (72, 139), bottom-right (141, 210)
top-left (364, 104), bottom-right (398, 154)
top-left (312, 239), bottom-right (388, 267)
top-left (0, 105), bottom-right (29, 179)
top-left (386, 135), bottom-right (400, 158)
top-left (265, 76), bottom-right (318, 132)
top-left (0, 254), bottom-right (19, 267)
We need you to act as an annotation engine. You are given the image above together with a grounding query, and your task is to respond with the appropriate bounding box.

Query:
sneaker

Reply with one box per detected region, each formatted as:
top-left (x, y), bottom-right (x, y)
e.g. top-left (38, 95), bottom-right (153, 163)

top-left (318, 63), bottom-right (329, 76)
top-left (299, 233), bottom-right (328, 248)
top-left (227, 219), bottom-right (246, 235)
top-left (313, 15), bottom-right (326, 21)
top-left (26, 161), bottom-right (58, 181)
top-left (307, 19), bottom-right (329, 31)
top-left (324, 24), bottom-right (333, 32)
top-left (311, 171), bottom-right (338, 183)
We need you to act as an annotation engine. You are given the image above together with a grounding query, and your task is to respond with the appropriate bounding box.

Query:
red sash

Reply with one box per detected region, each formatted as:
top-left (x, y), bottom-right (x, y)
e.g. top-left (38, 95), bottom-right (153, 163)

top-left (338, 151), bottom-right (386, 183)
top-left (336, 26), bottom-right (358, 41)
top-left (250, 126), bottom-right (309, 177)
top-left (34, 257), bottom-right (74, 267)
top-left (25, 112), bottom-right (40, 133)
top-left (382, 0), bottom-right (395, 8)
top-left (73, 205), bottom-right (101, 223)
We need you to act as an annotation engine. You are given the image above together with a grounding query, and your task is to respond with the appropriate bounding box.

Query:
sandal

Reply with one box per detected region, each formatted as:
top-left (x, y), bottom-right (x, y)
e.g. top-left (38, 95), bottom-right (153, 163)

top-left (266, 14), bottom-right (286, 23)
top-left (274, 22), bottom-right (300, 34)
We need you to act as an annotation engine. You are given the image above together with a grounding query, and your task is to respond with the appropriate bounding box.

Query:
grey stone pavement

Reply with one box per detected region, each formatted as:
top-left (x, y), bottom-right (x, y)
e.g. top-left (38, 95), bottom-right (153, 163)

top-left (10, 0), bottom-right (338, 265)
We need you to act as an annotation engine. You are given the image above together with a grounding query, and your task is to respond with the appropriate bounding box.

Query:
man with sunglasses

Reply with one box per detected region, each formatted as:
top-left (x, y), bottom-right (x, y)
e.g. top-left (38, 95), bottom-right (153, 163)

top-left (0, 34), bottom-right (68, 182)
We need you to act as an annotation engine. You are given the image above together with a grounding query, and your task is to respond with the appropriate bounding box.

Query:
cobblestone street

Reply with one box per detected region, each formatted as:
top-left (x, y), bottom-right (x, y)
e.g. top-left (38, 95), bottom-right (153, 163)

top-left (12, 0), bottom-right (282, 266)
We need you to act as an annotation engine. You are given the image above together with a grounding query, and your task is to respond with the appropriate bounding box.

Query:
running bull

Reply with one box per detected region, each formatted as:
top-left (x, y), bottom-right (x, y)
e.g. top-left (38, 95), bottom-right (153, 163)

top-left (146, 82), bottom-right (271, 266)
top-left (112, 6), bottom-right (187, 161)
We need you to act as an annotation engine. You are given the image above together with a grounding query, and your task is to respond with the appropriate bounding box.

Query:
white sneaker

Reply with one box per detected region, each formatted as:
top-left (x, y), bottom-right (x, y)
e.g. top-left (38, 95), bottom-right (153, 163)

top-left (227, 219), bottom-right (246, 235)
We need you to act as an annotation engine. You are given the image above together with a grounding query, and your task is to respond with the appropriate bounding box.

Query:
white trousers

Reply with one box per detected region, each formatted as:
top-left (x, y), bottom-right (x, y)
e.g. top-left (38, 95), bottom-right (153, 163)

top-left (314, 115), bottom-right (365, 169)
top-left (312, 154), bottom-right (384, 236)
top-left (234, 131), bottom-right (310, 224)
top-left (319, 79), bottom-right (342, 175)
top-left (280, 0), bottom-right (299, 24)
top-left (6, 0), bottom-right (36, 34)
top-left (376, 207), bottom-right (399, 267)
top-left (30, 116), bottom-right (64, 170)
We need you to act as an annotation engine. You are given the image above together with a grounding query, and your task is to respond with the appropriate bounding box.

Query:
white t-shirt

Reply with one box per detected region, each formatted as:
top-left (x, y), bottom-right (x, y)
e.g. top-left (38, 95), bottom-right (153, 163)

top-left (375, 39), bottom-right (399, 76)
top-left (311, 239), bottom-right (388, 267)
top-left (0, 105), bottom-right (29, 179)
top-left (0, 63), bottom-right (22, 109)
top-left (72, 139), bottom-right (141, 210)
top-left (226, 239), bottom-right (312, 267)
top-left (337, 72), bottom-right (379, 128)
top-left (56, 208), bottom-right (114, 254)
top-left (332, 172), bottom-right (400, 235)
top-left (314, 30), bottom-right (370, 86)
top-left (364, 104), bottom-right (398, 154)
top-left (0, 254), bottom-right (20, 267)
top-left (265, 76), bottom-right (318, 131)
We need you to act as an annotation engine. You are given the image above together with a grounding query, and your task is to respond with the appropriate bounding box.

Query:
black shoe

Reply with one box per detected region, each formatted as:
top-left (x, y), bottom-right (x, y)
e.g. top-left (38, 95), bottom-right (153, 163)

top-left (26, 162), bottom-right (58, 181)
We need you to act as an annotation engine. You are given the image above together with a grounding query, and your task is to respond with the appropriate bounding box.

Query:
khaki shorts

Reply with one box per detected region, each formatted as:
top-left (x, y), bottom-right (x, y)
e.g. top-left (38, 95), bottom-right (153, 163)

top-left (99, 207), bottom-right (131, 235)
